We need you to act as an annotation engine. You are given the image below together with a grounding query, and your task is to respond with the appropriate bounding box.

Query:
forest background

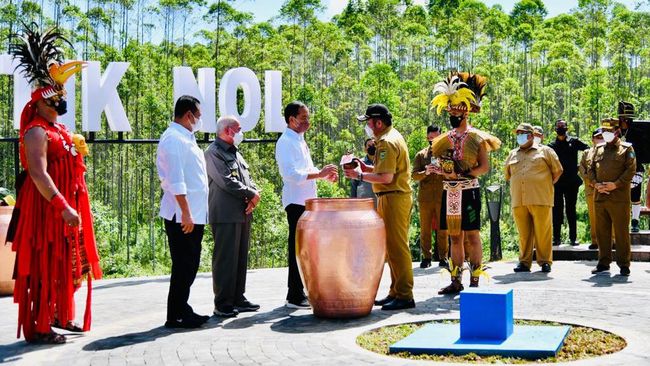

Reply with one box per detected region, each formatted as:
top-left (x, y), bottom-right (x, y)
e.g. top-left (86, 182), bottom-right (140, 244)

top-left (0, 0), bottom-right (649, 277)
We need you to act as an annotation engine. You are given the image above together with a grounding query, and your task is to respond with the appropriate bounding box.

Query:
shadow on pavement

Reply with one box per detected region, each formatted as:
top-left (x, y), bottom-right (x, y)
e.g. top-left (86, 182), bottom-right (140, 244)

top-left (82, 316), bottom-right (225, 351)
top-left (491, 272), bottom-right (553, 284)
top-left (582, 274), bottom-right (632, 287)
top-left (0, 341), bottom-right (61, 364)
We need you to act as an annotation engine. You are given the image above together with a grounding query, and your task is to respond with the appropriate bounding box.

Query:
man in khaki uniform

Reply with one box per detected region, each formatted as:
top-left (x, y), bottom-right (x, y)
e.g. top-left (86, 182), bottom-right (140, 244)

top-left (344, 104), bottom-right (414, 311)
top-left (588, 118), bottom-right (636, 276)
top-left (412, 125), bottom-right (446, 268)
top-left (533, 125), bottom-right (544, 145)
top-left (505, 123), bottom-right (563, 273)
top-left (579, 128), bottom-right (604, 250)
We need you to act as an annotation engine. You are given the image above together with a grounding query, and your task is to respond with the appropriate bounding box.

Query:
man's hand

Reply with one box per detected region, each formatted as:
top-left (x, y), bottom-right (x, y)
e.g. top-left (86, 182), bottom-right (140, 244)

top-left (180, 211), bottom-right (194, 234)
top-left (343, 166), bottom-right (360, 180)
top-left (425, 164), bottom-right (435, 175)
top-left (246, 192), bottom-right (261, 215)
top-left (355, 158), bottom-right (372, 173)
top-left (319, 164), bottom-right (338, 182)
top-left (442, 171), bottom-right (459, 180)
top-left (61, 206), bottom-right (80, 227)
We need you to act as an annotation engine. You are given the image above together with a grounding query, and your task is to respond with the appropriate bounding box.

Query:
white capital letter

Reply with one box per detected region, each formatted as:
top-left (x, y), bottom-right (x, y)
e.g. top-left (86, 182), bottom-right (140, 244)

top-left (265, 71), bottom-right (285, 133)
top-left (82, 61), bottom-right (131, 132)
top-left (219, 67), bottom-right (261, 132)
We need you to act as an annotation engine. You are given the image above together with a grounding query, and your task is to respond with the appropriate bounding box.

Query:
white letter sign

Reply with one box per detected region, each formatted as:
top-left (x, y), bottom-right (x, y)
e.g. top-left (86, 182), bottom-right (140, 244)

top-left (173, 67), bottom-right (216, 132)
top-left (218, 67), bottom-right (261, 132)
top-left (82, 61), bottom-right (131, 132)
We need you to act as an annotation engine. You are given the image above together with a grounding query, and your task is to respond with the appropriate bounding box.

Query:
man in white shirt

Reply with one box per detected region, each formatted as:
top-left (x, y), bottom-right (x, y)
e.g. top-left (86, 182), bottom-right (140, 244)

top-left (156, 95), bottom-right (210, 329)
top-left (275, 101), bottom-right (338, 309)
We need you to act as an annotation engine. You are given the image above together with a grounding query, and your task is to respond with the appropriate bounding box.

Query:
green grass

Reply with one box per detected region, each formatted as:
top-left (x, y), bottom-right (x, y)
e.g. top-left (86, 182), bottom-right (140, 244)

top-left (356, 319), bottom-right (626, 364)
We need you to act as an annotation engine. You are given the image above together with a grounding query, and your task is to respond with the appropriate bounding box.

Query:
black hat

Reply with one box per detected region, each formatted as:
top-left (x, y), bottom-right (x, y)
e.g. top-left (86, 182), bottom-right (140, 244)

top-left (592, 128), bottom-right (603, 138)
top-left (427, 125), bottom-right (440, 134)
top-left (357, 104), bottom-right (392, 122)
top-left (618, 101), bottom-right (636, 118)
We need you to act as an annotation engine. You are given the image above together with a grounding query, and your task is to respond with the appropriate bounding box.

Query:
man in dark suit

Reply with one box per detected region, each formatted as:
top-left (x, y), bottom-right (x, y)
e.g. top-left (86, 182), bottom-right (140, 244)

top-left (548, 119), bottom-right (589, 246)
top-left (205, 115), bottom-right (260, 317)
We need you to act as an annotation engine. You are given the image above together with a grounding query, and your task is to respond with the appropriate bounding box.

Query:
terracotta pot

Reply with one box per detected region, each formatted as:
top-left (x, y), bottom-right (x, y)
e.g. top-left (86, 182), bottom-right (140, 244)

top-left (296, 198), bottom-right (386, 318)
top-left (0, 206), bottom-right (15, 296)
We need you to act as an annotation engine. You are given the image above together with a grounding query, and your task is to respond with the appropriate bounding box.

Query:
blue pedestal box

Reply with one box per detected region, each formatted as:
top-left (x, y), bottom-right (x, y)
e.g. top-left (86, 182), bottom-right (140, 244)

top-left (460, 288), bottom-right (513, 341)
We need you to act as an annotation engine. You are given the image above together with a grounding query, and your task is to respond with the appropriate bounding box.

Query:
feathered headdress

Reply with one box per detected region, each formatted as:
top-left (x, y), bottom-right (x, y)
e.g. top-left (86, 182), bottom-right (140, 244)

top-left (9, 22), bottom-right (85, 103)
top-left (430, 72), bottom-right (487, 114)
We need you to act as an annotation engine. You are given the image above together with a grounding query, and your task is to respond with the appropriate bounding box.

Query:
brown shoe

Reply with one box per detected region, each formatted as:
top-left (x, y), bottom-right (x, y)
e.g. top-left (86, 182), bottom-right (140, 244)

top-left (438, 277), bottom-right (464, 295)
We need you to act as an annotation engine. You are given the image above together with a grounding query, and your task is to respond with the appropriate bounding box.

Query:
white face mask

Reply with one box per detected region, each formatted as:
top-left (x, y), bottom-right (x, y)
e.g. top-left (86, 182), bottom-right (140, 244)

top-left (533, 136), bottom-right (541, 145)
top-left (233, 131), bottom-right (244, 146)
top-left (365, 124), bottom-right (374, 138)
top-left (516, 133), bottom-right (529, 146)
top-left (602, 131), bottom-right (615, 143)
top-left (191, 117), bottom-right (203, 133)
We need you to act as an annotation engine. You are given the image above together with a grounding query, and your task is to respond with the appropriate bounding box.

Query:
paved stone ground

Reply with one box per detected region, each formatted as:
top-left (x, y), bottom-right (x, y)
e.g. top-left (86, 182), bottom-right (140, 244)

top-left (1, 260), bottom-right (650, 366)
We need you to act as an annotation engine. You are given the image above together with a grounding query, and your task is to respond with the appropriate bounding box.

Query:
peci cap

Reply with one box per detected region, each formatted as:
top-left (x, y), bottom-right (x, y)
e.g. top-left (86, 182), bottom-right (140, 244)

top-left (357, 104), bottom-right (392, 122)
top-left (513, 123), bottom-right (534, 134)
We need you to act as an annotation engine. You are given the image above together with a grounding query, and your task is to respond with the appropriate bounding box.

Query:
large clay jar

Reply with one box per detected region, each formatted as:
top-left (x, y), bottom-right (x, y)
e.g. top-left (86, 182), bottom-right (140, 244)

top-left (296, 198), bottom-right (386, 318)
top-left (0, 206), bottom-right (15, 296)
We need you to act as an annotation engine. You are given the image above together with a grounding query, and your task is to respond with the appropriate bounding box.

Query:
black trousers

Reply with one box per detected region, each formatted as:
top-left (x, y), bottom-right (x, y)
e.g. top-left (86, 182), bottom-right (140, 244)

top-left (211, 218), bottom-right (251, 309)
top-left (285, 204), bottom-right (306, 302)
top-left (553, 184), bottom-right (579, 243)
top-left (164, 218), bottom-right (204, 321)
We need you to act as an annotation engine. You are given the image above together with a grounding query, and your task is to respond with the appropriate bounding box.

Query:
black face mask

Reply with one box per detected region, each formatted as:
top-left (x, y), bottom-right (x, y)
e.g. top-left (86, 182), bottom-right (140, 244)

top-left (449, 115), bottom-right (463, 128)
top-left (367, 145), bottom-right (376, 156)
top-left (428, 140), bottom-right (433, 146)
top-left (555, 127), bottom-right (567, 136)
top-left (48, 98), bottom-right (68, 116)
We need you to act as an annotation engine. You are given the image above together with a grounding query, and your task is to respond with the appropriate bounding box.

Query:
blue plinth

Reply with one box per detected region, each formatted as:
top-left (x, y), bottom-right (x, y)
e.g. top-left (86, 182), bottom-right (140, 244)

top-left (460, 288), bottom-right (513, 340)
top-left (389, 323), bottom-right (571, 358)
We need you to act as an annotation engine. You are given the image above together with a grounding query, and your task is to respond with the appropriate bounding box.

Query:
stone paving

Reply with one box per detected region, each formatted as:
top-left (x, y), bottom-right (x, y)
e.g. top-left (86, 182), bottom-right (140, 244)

top-left (1, 260), bottom-right (650, 365)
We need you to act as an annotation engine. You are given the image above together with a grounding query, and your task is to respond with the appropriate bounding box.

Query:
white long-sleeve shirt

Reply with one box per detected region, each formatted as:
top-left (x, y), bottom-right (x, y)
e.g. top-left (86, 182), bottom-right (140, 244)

top-left (156, 122), bottom-right (209, 224)
top-left (275, 128), bottom-right (319, 208)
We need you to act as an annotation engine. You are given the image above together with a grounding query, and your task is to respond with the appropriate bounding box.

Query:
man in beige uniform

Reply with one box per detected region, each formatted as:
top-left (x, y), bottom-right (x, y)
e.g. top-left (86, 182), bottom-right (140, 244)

top-left (344, 104), bottom-right (414, 311)
top-left (579, 128), bottom-right (604, 250)
top-left (588, 118), bottom-right (636, 276)
top-left (505, 123), bottom-right (563, 273)
top-left (412, 125), bottom-right (446, 268)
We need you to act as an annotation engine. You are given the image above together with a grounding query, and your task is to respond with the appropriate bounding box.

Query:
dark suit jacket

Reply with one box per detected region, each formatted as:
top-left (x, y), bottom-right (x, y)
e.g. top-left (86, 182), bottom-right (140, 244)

top-left (205, 138), bottom-right (257, 223)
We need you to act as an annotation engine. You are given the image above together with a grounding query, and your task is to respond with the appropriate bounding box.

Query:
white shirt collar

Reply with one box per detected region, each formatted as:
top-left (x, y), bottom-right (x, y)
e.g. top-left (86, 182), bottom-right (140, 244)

top-left (170, 121), bottom-right (194, 138)
top-left (284, 127), bottom-right (304, 141)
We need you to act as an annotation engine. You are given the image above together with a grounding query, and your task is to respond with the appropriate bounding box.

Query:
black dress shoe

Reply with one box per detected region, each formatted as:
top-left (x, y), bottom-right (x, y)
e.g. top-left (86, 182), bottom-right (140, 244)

top-left (438, 259), bottom-right (449, 268)
top-left (285, 299), bottom-right (311, 309)
top-left (620, 267), bottom-right (630, 276)
top-left (213, 305), bottom-right (239, 318)
top-left (381, 298), bottom-right (415, 311)
top-left (591, 264), bottom-right (610, 274)
top-left (374, 295), bottom-right (395, 306)
top-left (420, 258), bottom-right (432, 268)
top-left (588, 243), bottom-right (598, 250)
top-left (541, 263), bottom-right (551, 273)
top-left (631, 219), bottom-right (640, 233)
top-left (165, 317), bottom-right (203, 329)
top-left (552, 240), bottom-right (561, 246)
top-left (513, 263), bottom-right (531, 273)
top-left (189, 312), bottom-right (210, 324)
top-left (570, 240), bottom-right (579, 246)
top-left (235, 300), bottom-right (260, 312)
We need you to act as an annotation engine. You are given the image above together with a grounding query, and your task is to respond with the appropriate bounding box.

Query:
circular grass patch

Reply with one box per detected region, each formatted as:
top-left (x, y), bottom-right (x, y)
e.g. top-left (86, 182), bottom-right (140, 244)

top-left (356, 319), bottom-right (626, 364)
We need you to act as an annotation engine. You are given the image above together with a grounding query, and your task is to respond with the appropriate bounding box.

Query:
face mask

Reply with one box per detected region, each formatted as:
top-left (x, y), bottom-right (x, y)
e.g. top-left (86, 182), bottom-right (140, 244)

top-left (533, 136), bottom-right (541, 145)
top-left (602, 131), bottom-right (615, 143)
top-left (365, 124), bottom-right (374, 138)
top-left (449, 115), bottom-right (463, 128)
top-left (47, 98), bottom-right (67, 115)
top-left (516, 133), bottom-right (529, 146)
top-left (233, 131), bottom-right (244, 146)
top-left (556, 127), bottom-right (567, 136)
top-left (190, 117), bottom-right (203, 133)
top-left (367, 145), bottom-right (376, 156)
top-left (428, 140), bottom-right (433, 146)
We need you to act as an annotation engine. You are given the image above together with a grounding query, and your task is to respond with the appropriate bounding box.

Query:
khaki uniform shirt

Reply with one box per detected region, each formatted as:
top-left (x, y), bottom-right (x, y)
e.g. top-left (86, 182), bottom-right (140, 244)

top-left (579, 147), bottom-right (596, 196)
top-left (587, 139), bottom-right (636, 202)
top-left (504, 143), bottom-right (563, 208)
top-left (372, 126), bottom-right (412, 194)
top-left (411, 147), bottom-right (443, 202)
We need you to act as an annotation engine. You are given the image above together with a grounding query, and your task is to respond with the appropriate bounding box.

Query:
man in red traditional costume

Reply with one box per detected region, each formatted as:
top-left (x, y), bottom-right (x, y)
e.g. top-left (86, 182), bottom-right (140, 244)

top-left (429, 72), bottom-right (500, 294)
top-left (6, 23), bottom-right (102, 344)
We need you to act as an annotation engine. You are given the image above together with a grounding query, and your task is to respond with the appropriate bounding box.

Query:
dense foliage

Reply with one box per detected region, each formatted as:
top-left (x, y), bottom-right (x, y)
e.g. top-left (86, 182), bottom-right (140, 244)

top-left (0, 0), bottom-right (649, 277)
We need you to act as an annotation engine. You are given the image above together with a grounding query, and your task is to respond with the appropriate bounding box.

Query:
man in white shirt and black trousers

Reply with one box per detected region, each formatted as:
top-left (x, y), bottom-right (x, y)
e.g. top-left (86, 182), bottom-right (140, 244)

top-left (156, 95), bottom-right (210, 328)
top-left (275, 101), bottom-right (338, 309)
